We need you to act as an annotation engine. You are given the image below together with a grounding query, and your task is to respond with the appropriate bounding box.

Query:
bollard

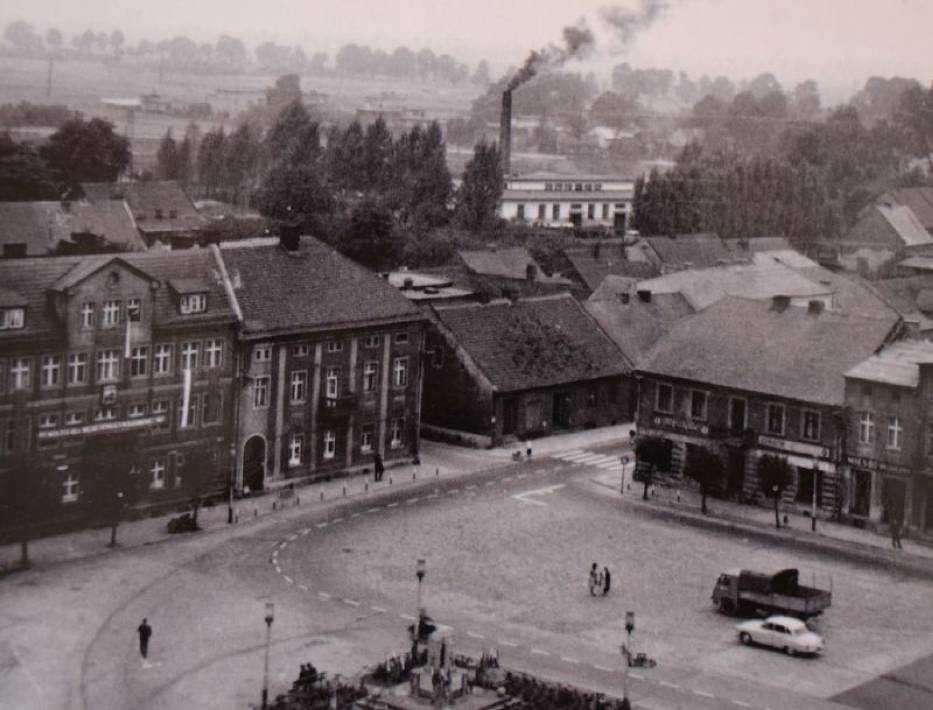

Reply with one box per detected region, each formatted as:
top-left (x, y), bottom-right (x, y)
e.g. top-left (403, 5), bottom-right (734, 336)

top-left (320, 491), bottom-right (324, 502)
top-left (435, 468), bottom-right (439, 477)
top-left (389, 476), bottom-right (393, 485)
top-left (413, 472), bottom-right (416, 481)
top-left (254, 507), bottom-right (258, 518)
top-left (272, 500), bottom-right (277, 511)
top-left (295, 496), bottom-right (300, 507)
top-left (343, 485), bottom-right (347, 497)
top-left (365, 482), bottom-right (369, 493)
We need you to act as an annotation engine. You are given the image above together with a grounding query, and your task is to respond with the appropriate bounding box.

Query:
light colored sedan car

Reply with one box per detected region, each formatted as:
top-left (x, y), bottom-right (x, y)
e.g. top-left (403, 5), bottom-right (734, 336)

top-left (736, 615), bottom-right (823, 656)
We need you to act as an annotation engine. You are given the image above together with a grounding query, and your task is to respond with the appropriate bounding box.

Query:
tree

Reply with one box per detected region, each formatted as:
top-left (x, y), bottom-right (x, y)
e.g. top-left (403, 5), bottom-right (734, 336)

top-left (0, 454), bottom-right (59, 568)
top-left (178, 448), bottom-right (219, 527)
top-left (453, 141), bottom-right (502, 233)
top-left (896, 84), bottom-right (933, 163)
top-left (266, 99), bottom-right (316, 163)
top-left (634, 436), bottom-right (671, 501)
top-left (757, 454), bottom-right (794, 529)
top-left (196, 127), bottom-right (226, 196)
top-left (4, 20), bottom-right (42, 55)
top-left (156, 129), bottom-right (179, 180)
top-left (176, 134), bottom-right (192, 186)
top-left (266, 74), bottom-right (302, 116)
top-left (255, 161), bottom-right (334, 234)
top-left (0, 134), bottom-right (58, 200)
top-left (683, 447), bottom-right (724, 514)
top-left (41, 117), bottom-right (130, 188)
top-left (472, 59), bottom-right (491, 86)
top-left (82, 435), bottom-right (142, 547)
top-left (223, 123), bottom-right (261, 204)
top-left (109, 29), bottom-right (124, 57)
top-left (45, 28), bottom-right (63, 53)
top-left (791, 80), bottom-right (821, 120)
top-left (339, 197), bottom-right (404, 269)
top-left (215, 35), bottom-right (249, 72)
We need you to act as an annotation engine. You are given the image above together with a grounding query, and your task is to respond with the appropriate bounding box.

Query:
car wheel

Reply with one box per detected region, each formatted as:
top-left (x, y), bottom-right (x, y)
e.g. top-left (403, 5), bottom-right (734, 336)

top-left (720, 599), bottom-right (735, 615)
top-left (739, 632), bottom-right (752, 645)
top-left (785, 646), bottom-right (795, 656)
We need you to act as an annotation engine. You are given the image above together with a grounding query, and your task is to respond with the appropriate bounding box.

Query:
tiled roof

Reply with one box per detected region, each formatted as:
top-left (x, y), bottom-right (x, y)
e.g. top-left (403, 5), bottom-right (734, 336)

top-left (584, 286), bottom-right (693, 365)
top-left (642, 233), bottom-right (734, 268)
top-left (723, 236), bottom-right (793, 255)
top-left (82, 180), bottom-right (206, 233)
top-left (432, 294), bottom-right (629, 392)
top-left (846, 340), bottom-right (933, 388)
top-left (0, 200), bottom-right (144, 255)
top-left (639, 297), bottom-right (899, 406)
top-left (219, 236), bottom-right (422, 337)
top-left (897, 256), bottom-right (933, 272)
top-left (877, 204), bottom-right (933, 247)
top-left (458, 246), bottom-right (572, 284)
top-left (0, 249), bottom-right (236, 342)
top-left (563, 246), bottom-right (660, 291)
top-left (881, 188), bottom-right (933, 229)
top-left (851, 274), bottom-right (933, 321)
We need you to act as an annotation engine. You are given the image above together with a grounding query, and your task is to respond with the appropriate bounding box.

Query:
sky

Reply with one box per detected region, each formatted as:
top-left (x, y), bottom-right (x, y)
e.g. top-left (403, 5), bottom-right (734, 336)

top-left (4, 0), bottom-right (933, 101)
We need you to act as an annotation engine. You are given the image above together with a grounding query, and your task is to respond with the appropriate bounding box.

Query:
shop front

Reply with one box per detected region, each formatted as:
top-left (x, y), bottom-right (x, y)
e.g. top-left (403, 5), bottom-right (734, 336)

top-left (846, 455), bottom-right (913, 527)
top-left (750, 435), bottom-right (838, 513)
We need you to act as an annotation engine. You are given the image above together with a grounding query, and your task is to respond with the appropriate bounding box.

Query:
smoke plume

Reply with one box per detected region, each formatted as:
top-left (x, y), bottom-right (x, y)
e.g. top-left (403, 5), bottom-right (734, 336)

top-left (506, 19), bottom-right (595, 91)
top-left (600, 0), bottom-right (671, 50)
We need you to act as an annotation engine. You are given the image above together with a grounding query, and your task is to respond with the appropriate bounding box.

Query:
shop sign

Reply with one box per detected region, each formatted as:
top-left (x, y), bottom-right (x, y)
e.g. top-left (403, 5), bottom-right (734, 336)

top-left (758, 435), bottom-right (831, 459)
top-left (651, 415), bottom-right (709, 436)
top-left (37, 415), bottom-right (167, 440)
top-left (846, 455), bottom-right (912, 477)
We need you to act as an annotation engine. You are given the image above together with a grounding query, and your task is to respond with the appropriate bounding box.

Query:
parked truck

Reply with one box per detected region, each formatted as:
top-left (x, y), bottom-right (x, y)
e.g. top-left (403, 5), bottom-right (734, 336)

top-left (712, 568), bottom-right (832, 619)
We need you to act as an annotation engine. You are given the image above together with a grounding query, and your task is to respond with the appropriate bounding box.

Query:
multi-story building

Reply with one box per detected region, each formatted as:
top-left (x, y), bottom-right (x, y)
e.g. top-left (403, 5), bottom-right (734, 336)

top-left (635, 297), bottom-right (900, 513)
top-left (843, 341), bottom-right (933, 535)
top-left (499, 173), bottom-right (634, 231)
top-left (216, 235), bottom-right (427, 492)
top-left (0, 250), bottom-right (237, 517)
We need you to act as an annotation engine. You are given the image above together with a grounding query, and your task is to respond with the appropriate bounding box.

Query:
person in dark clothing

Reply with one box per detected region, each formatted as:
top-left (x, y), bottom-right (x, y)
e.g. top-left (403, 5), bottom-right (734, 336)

top-left (589, 563), bottom-right (599, 596)
top-left (374, 453), bottom-right (385, 482)
top-left (602, 566), bottom-right (611, 596)
top-left (891, 519), bottom-right (903, 549)
top-left (137, 618), bottom-right (152, 659)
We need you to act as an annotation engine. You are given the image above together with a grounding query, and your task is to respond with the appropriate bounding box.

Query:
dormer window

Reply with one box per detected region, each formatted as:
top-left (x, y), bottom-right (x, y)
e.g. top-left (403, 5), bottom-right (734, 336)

top-left (0, 307), bottom-right (25, 330)
top-left (180, 293), bottom-right (207, 314)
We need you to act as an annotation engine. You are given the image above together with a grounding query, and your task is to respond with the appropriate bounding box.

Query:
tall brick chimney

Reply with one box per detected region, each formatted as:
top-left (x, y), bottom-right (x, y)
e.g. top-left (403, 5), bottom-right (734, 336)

top-left (499, 90), bottom-right (512, 176)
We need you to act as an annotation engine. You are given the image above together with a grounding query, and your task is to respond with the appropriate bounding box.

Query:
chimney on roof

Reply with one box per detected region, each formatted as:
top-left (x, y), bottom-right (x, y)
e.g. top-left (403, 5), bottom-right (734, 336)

top-left (772, 295), bottom-right (791, 311)
top-left (808, 299), bottom-right (824, 314)
top-left (637, 289), bottom-right (652, 303)
top-left (279, 224), bottom-right (300, 252)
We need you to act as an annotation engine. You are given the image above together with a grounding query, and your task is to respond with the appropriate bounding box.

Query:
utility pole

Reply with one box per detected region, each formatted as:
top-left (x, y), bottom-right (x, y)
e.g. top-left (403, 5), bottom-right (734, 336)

top-left (46, 55), bottom-right (54, 98)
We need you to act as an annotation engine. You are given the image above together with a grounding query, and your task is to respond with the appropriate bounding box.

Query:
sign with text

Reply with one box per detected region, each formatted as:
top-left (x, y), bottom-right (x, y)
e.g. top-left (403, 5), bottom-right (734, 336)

top-left (757, 435), bottom-right (831, 459)
top-left (651, 415), bottom-right (709, 436)
top-left (37, 414), bottom-right (167, 440)
top-left (846, 455), bottom-right (912, 477)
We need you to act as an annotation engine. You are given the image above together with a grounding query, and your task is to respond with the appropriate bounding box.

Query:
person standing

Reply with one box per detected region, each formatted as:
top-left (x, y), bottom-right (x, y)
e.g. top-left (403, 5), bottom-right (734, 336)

top-left (589, 563), bottom-right (599, 596)
top-left (374, 453), bottom-right (385, 482)
top-left (137, 618), bottom-right (152, 659)
top-left (602, 566), bottom-right (611, 596)
top-left (891, 518), bottom-right (903, 549)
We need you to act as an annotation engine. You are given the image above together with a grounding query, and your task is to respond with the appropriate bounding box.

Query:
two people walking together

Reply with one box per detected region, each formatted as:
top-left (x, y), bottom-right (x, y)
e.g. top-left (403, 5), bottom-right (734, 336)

top-left (588, 562), bottom-right (611, 596)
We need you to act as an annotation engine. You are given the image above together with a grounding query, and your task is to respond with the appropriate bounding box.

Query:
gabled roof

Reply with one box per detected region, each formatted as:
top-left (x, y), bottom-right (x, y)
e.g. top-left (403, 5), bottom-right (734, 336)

top-left (877, 203), bottom-right (933, 247)
top-left (218, 236), bottom-right (422, 337)
top-left (846, 340), bottom-right (933, 388)
top-left (879, 188), bottom-right (933, 229)
top-left (642, 233), bottom-right (734, 268)
top-left (638, 297), bottom-right (899, 406)
top-left (0, 200), bottom-right (144, 255)
top-left (82, 180), bottom-right (206, 234)
top-left (458, 246), bottom-right (572, 284)
top-left (563, 246), bottom-right (660, 292)
top-left (432, 294), bottom-right (629, 392)
top-left (724, 236), bottom-right (793, 255)
top-left (51, 254), bottom-right (158, 292)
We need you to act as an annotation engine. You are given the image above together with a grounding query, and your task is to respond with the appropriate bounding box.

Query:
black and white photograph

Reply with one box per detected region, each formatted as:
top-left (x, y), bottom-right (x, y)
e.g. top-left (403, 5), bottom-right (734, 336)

top-left (1, 1), bottom-right (933, 708)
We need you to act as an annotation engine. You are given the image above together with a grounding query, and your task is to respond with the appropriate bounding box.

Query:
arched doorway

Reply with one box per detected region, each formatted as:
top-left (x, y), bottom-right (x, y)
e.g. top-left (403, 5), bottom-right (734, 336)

top-left (243, 435), bottom-right (266, 492)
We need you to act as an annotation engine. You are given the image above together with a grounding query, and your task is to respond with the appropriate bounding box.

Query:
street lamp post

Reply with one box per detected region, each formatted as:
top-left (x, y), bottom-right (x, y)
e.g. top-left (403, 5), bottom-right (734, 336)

top-left (262, 602), bottom-right (275, 709)
top-left (228, 443), bottom-right (236, 524)
top-left (416, 559), bottom-right (426, 614)
top-left (621, 611), bottom-right (635, 710)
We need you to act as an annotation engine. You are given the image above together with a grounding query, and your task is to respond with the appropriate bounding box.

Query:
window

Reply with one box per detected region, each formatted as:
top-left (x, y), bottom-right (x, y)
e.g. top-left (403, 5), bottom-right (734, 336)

top-left (802, 410), bottom-right (821, 441)
top-left (38, 413), bottom-right (59, 429)
top-left (126, 297), bottom-right (142, 322)
top-left (390, 417), bottom-right (404, 449)
top-left (149, 458), bottom-right (166, 490)
top-left (927, 423), bottom-right (933, 457)
top-left (0, 307), bottom-right (24, 330)
top-left (80, 302), bottom-right (94, 328)
top-left (253, 345), bottom-right (272, 363)
top-left (925, 380), bottom-right (933, 402)
top-left (364, 335), bottom-right (380, 348)
top-left (65, 411), bottom-right (84, 426)
top-left (11, 358), bottom-right (30, 390)
top-left (361, 424), bottom-right (374, 453)
top-left (41, 355), bottom-right (61, 388)
top-left (655, 383), bottom-right (673, 413)
top-left (325, 367), bottom-right (341, 398)
top-left (205, 339), bottom-right (223, 368)
top-left (602, 204), bottom-right (610, 219)
top-left (152, 399), bottom-right (170, 427)
top-left (181, 342), bottom-right (199, 370)
top-left (154, 344), bottom-right (172, 376)
top-left (293, 344), bottom-right (309, 357)
top-left (102, 300), bottom-right (120, 327)
top-left (94, 407), bottom-right (116, 422)
top-left (766, 403), bottom-right (785, 436)
top-left (96, 350), bottom-right (119, 383)
top-left (202, 392), bottom-right (221, 425)
top-left (326, 340), bottom-right (343, 353)
top-left (130, 347), bottom-right (149, 377)
top-left (68, 353), bottom-right (88, 385)
top-left (393, 357), bottom-right (409, 388)
top-left (363, 362), bottom-right (379, 392)
top-left (288, 434), bottom-right (303, 467)
top-left (179, 396), bottom-right (198, 429)
top-left (537, 204), bottom-right (546, 221)
top-left (587, 204), bottom-right (595, 220)
top-left (887, 415), bottom-right (902, 450)
top-left (180, 293), bottom-right (207, 314)
top-left (323, 430), bottom-right (336, 460)
top-left (858, 411), bottom-right (874, 444)
top-left (290, 370), bottom-right (307, 403)
top-left (394, 332), bottom-right (409, 345)
top-left (254, 376), bottom-right (270, 408)
top-left (516, 203), bottom-right (525, 220)
top-left (62, 473), bottom-right (79, 503)
top-left (552, 204), bottom-right (560, 220)
top-left (690, 390), bottom-right (708, 421)
top-left (128, 403), bottom-right (148, 418)
top-left (729, 397), bottom-right (746, 432)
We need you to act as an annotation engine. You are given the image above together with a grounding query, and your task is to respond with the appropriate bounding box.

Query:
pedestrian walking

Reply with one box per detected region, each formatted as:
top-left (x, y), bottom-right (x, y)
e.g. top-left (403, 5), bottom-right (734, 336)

top-left (137, 618), bottom-right (152, 659)
top-left (891, 518), bottom-right (903, 549)
top-left (374, 453), bottom-right (384, 482)
top-left (602, 566), bottom-right (611, 596)
top-left (589, 563), bottom-right (599, 596)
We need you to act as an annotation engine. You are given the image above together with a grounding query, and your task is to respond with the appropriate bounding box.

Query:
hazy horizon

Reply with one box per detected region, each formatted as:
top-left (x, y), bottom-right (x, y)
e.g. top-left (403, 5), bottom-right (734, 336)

top-left (3, 0), bottom-right (932, 104)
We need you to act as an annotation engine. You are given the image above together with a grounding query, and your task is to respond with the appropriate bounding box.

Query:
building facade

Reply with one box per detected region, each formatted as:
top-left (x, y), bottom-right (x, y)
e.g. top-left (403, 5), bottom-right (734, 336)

top-left (0, 251), bottom-right (237, 520)
top-left (499, 174), bottom-right (634, 231)
top-left (217, 236), bottom-right (427, 492)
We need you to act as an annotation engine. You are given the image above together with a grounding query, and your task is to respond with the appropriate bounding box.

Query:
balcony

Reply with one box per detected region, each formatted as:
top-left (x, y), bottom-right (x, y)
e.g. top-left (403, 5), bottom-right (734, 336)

top-left (318, 393), bottom-right (359, 418)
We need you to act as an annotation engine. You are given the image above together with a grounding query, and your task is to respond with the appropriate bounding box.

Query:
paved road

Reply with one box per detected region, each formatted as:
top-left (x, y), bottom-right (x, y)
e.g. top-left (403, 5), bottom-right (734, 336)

top-left (5, 448), bottom-right (933, 710)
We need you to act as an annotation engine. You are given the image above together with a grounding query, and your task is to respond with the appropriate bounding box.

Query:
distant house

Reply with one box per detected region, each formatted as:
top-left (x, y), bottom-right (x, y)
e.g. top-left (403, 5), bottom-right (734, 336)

top-left (839, 197), bottom-right (933, 275)
top-left (457, 246), bottom-right (577, 299)
top-left (499, 173), bottom-right (635, 231)
top-left (562, 244), bottom-right (660, 294)
top-left (82, 181), bottom-right (208, 249)
top-left (382, 270), bottom-right (475, 306)
top-left (0, 200), bottom-right (144, 258)
top-left (637, 233), bottom-right (736, 271)
top-left (422, 294), bottom-right (632, 447)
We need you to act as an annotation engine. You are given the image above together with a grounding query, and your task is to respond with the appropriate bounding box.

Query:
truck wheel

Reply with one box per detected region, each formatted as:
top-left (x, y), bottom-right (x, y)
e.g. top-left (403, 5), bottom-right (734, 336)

top-left (719, 599), bottom-right (735, 615)
top-left (739, 632), bottom-right (752, 645)
top-left (785, 646), bottom-right (795, 656)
